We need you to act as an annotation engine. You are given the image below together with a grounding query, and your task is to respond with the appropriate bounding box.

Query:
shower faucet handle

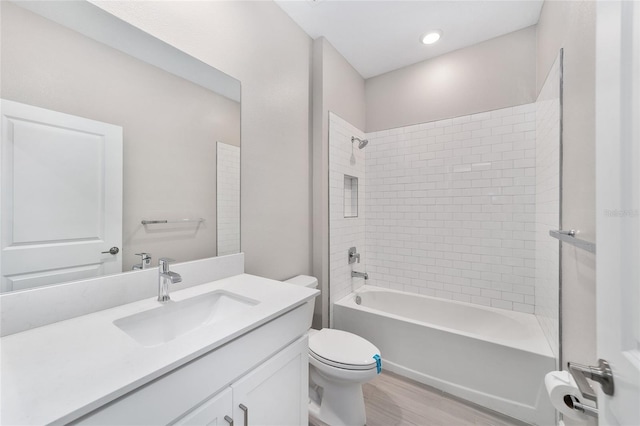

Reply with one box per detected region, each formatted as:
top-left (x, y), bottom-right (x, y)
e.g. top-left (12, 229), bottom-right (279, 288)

top-left (348, 247), bottom-right (360, 264)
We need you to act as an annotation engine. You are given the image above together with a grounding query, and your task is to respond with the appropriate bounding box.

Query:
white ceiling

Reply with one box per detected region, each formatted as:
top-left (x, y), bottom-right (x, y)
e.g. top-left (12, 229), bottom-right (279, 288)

top-left (275, 0), bottom-right (544, 79)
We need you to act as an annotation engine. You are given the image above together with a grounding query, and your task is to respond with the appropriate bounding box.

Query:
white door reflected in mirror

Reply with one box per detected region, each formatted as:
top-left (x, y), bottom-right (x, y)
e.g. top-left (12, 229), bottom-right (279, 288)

top-left (0, 99), bottom-right (123, 291)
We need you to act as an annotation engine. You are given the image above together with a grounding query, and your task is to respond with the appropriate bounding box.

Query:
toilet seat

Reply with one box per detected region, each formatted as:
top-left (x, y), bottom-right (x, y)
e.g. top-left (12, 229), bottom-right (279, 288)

top-left (309, 329), bottom-right (379, 371)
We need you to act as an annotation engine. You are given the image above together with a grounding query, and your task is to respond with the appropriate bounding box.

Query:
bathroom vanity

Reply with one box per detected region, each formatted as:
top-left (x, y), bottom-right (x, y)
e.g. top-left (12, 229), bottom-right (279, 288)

top-left (0, 259), bottom-right (318, 425)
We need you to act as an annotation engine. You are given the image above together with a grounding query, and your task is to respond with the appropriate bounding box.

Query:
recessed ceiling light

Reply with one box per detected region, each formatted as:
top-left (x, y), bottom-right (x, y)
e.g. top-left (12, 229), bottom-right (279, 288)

top-left (421, 30), bottom-right (442, 45)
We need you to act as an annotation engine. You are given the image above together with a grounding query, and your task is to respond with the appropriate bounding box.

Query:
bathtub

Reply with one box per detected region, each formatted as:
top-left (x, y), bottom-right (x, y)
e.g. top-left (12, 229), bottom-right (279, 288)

top-left (333, 286), bottom-right (555, 426)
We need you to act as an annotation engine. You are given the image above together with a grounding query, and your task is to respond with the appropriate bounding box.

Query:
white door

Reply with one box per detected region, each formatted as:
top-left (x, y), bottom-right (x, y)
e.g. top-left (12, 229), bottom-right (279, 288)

top-left (595, 2), bottom-right (640, 425)
top-left (0, 100), bottom-right (123, 292)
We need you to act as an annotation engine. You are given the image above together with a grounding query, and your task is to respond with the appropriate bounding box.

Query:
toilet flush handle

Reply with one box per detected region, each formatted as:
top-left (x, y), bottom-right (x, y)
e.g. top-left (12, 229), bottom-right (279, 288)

top-left (373, 354), bottom-right (382, 374)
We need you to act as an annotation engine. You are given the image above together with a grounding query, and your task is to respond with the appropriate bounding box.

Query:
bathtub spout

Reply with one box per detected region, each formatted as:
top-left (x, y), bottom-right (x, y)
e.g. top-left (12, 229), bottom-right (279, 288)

top-left (351, 271), bottom-right (368, 280)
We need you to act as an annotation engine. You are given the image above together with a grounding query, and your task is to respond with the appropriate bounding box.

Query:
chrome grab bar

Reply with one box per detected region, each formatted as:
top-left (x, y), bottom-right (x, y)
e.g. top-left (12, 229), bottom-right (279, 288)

top-left (141, 218), bottom-right (205, 225)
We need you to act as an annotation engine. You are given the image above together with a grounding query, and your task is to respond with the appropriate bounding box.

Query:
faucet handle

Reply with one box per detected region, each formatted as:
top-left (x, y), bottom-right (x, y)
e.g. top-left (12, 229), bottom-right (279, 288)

top-left (158, 257), bottom-right (175, 273)
top-left (348, 247), bottom-right (361, 264)
top-left (135, 252), bottom-right (151, 264)
top-left (132, 253), bottom-right (152, 270)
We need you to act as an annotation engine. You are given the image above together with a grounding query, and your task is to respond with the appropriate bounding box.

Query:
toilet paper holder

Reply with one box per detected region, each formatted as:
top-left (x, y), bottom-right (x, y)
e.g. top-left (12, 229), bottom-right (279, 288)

top-left (568, 359), bottom-right (615, 399)
top-left (563, 395), bottom-right (599, 418)
top-left (563, 358), bottom-right (614, 419)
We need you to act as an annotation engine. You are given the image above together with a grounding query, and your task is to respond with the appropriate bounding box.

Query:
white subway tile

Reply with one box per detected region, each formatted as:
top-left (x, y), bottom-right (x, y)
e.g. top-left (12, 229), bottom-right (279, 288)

top-left (331, 103), bottom-right (557, 319)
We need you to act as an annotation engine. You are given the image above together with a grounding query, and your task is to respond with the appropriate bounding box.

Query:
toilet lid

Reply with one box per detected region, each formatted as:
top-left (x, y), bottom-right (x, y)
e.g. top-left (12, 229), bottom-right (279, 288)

top-left (309, 329), bottom-right (380, 371)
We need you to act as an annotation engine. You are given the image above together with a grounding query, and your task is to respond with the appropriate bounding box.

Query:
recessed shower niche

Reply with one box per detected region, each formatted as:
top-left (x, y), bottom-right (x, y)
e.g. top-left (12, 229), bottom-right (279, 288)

top-left (344, 175), bottom-right (358, 218)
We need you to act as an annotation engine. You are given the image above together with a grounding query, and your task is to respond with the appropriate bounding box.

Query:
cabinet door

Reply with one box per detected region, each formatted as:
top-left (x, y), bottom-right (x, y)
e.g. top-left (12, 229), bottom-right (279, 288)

top-left (232, 336), bottom-right (308, 426)
top-left (173, 388), bottom-right (232, 426)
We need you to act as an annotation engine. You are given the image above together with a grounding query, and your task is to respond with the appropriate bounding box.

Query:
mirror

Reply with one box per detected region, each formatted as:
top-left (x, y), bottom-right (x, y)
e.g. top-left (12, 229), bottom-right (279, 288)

top-left (0, 1), bottom-right (241, 292)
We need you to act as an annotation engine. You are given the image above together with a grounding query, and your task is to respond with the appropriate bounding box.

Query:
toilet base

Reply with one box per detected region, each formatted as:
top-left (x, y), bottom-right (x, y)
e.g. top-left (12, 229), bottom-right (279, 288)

top-left (308, 383), bottom-right (366, 426)
top-left (309, 364), bottom-right (369, 426)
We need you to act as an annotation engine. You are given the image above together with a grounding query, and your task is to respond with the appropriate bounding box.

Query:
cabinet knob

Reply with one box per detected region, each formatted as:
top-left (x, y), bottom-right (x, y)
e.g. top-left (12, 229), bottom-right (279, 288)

top-left (239, 404), bottom-right (248, 426)
top-left (224, 415), bottom-right (234, 426)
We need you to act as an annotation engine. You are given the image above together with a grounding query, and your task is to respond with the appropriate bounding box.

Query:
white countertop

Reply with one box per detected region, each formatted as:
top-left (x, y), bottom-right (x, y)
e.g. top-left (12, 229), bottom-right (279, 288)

top-left (0, 274), bottom-right (317, 425)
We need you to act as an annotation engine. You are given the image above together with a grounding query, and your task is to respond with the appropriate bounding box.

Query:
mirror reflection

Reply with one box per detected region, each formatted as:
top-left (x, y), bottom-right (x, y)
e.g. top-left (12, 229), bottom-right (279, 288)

top-left (0, 1), bottom-right (241, 293)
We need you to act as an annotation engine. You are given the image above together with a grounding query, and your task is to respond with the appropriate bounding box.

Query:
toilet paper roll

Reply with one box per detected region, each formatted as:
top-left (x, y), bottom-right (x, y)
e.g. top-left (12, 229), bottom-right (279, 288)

top-left (544, 370), bottom-right (591, 421)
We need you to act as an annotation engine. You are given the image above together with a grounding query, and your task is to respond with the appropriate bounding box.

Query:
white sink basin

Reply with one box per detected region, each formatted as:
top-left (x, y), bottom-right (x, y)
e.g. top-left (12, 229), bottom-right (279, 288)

top-left (114, 291), bottom-right (259, 347)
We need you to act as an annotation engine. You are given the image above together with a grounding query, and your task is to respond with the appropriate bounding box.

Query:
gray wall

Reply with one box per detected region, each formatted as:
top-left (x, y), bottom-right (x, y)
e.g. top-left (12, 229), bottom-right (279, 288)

top-left (536, 5), bottom-right (597, 426)
top-left (365, 26), bottom-right (537, 132)
top-left (28, 1), bottom-right (597, 379)
top-left (312, 37), bottom-right (366, 327)
top-left (1, 2), bottom-right (240, 271)
top-left (94, 1), bottom-right (313, 280)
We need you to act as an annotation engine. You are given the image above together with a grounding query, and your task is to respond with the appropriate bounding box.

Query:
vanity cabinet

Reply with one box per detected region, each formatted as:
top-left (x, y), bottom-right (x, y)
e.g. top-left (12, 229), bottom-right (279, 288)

top-left (1, 268), bottom-right (320, 426)
top-left (71, 304), bottom-right (310, 426)
top-left (174, 336), bottom-right (308, 426)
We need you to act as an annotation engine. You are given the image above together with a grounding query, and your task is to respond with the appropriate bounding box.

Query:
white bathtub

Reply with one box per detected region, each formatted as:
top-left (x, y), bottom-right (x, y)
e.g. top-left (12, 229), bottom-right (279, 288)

top-left (333, 286), bottom-right (555, 426)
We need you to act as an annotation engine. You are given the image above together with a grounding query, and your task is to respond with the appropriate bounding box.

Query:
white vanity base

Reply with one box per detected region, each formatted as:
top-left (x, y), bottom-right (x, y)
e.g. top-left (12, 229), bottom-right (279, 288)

top-left (1, 265), bottom-right (318, 425)
top-left (77, 325), bottom-right (309, 426)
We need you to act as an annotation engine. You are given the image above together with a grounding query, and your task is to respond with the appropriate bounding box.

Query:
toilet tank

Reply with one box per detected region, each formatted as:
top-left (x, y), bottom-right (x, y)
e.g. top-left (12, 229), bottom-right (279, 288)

top-left (285, 275), bottom-right (318, 326)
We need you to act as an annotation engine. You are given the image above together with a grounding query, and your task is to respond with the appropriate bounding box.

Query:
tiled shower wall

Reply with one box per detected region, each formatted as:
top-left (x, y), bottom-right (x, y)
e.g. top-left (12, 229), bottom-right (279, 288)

top-left (365, 104), bottom-right (538, 313)
top-left (534, 54), bottom-right (561, 358)
top-left (329, 113), bottom-right (367, 320)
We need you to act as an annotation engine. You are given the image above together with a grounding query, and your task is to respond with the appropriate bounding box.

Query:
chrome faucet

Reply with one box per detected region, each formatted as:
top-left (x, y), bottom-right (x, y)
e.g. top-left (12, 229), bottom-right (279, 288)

top-left (351, 271), bottom-right (368, 280)
top-left (158, 258), bottom-right (182, 302)
top-left (132, 252), bottom-right (151, 270)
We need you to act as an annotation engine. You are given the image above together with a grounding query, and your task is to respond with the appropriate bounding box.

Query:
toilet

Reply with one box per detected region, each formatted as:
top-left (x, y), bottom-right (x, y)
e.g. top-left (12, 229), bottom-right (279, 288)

top-left (285, 275), bottom-right (381, 426)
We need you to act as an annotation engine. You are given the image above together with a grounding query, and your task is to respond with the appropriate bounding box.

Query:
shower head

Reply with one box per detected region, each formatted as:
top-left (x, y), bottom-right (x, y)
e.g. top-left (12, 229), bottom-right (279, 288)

top-left (351, 136), bottom-right (369, 149)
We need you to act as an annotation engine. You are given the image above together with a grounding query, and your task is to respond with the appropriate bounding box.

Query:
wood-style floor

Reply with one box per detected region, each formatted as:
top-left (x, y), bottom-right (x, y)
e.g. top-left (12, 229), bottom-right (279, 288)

top-left (311, 371), bottom-right (530, 426)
